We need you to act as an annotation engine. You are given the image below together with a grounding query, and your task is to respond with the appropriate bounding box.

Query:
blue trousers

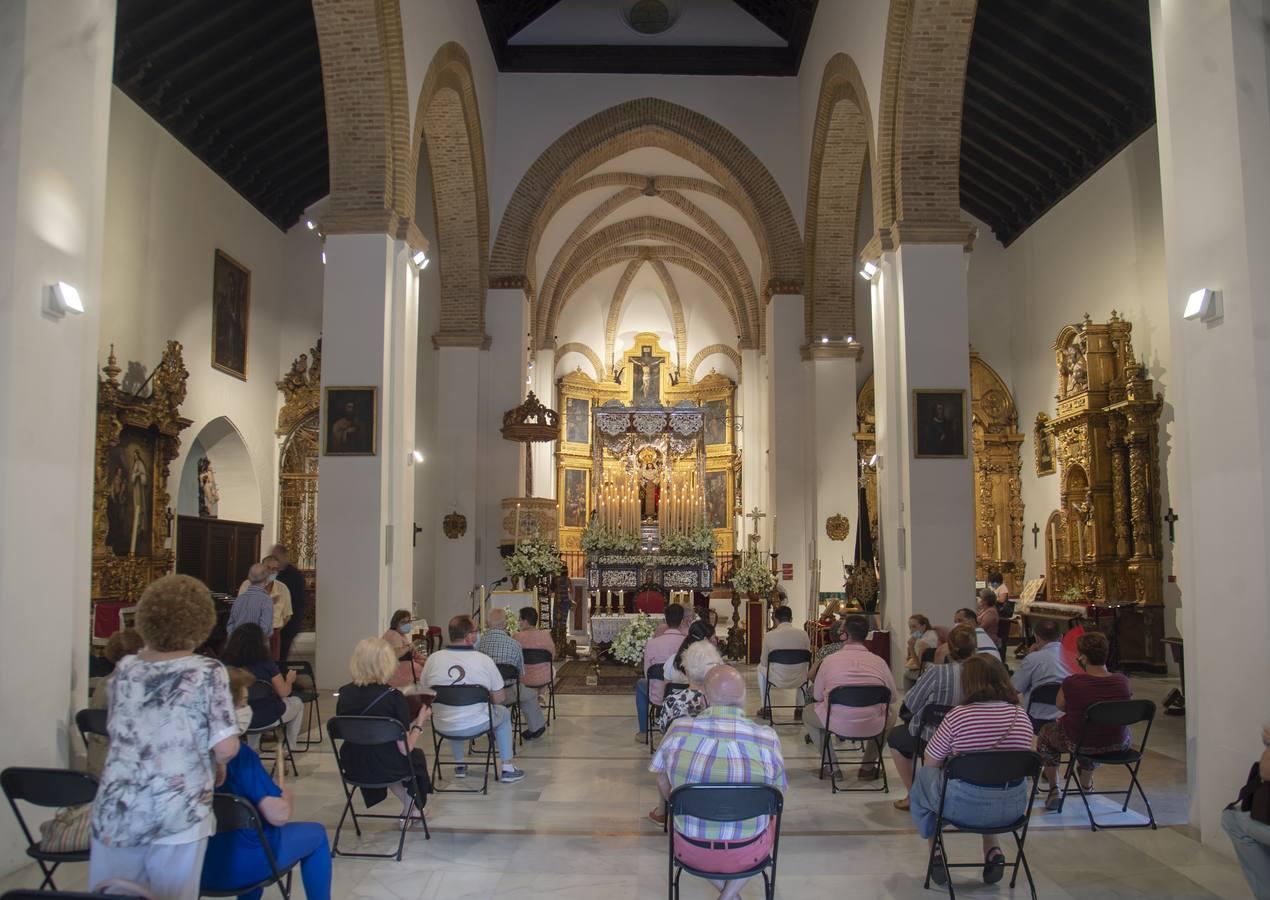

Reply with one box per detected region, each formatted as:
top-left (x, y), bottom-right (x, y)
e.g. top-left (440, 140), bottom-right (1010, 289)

top-left (203, 821), bottom-right (331, 900)
top-left (636, 678), bottom-right (649, 732)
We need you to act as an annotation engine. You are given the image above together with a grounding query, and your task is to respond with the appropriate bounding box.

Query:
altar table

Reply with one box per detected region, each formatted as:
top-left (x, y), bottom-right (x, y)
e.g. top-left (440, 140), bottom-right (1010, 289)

top-left (590, 614), bottom-right (641, 645)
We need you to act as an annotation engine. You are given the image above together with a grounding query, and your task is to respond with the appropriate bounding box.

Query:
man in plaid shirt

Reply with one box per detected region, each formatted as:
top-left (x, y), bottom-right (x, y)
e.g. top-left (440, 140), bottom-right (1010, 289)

top-left (475, 609), bottom-right (547, 739)
top-left (651, 666), bottom-right (786, 899)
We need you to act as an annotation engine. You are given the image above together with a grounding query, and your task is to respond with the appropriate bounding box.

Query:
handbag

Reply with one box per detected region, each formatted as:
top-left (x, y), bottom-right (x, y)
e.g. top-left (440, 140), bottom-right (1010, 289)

top-left (1235, 762), bottom-right (1270, 825)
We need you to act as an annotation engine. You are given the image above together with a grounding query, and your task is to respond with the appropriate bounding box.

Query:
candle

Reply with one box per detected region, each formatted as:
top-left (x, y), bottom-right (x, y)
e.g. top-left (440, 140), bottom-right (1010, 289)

top-left (479, 585), bottom-right (486, 632)
top-left (771, 515), bottom-right (778, 553)
top-left (995, 525), bottom-right (1002, 560)
top-left (1050, 526), bottom-right (1058, 564)
top-left (514, 503), bottom-right (521, 549)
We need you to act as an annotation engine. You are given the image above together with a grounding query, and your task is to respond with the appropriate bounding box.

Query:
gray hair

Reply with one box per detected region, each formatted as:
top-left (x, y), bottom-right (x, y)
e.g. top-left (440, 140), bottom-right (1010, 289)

top-left (247, 563), bottom-right (268, 585)
top-left (682, 640), bottom-right (723, 685)
top-left (487, 608), bottom-right (508, 630)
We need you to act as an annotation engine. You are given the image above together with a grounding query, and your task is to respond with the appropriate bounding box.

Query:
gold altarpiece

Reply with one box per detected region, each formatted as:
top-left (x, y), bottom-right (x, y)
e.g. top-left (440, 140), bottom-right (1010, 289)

top-left (276, 341), bottom-right (320, 630)
top-left (556, 334), bottom-right (737, 556)
top-left (1042, 313), bottom-right (1164, 668)
top-left (92, 341), bottom-right (192, 603)
top-left (855, 352), bottom-right (1026, 592)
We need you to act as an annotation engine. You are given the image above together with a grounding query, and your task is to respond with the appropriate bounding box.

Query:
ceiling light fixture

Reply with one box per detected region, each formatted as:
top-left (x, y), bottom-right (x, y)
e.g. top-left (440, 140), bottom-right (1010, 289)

top-left (821, 336), bottom-right (829, 344)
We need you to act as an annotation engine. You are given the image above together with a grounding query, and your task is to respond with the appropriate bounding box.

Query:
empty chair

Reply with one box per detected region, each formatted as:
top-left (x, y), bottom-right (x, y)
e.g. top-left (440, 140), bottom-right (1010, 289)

top-left (281, 660), bottom-right (322, 751)
top-left (1, 767), bottom-right (97, 891)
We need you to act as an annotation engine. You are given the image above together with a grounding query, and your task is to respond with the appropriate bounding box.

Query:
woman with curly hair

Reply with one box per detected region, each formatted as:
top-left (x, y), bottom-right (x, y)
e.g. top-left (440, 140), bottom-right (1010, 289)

top-left (89, 574), bottom-right (240, 900)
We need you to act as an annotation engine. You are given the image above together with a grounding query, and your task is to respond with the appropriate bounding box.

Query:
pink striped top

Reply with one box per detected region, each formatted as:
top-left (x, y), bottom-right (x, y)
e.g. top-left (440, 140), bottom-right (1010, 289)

top-left (924, 701), bottom-right (1034, 764)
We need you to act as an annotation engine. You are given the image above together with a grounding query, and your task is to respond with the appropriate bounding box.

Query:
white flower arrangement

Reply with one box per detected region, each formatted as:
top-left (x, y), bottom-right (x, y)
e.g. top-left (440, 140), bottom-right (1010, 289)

top-left (581, 520), bottom-right (639, 555)
top-left (500, 607), bottom-right (520, 634)
top-left (611, 612), bottom-right (656, 666)
top-left (505, 536), bottom-right (566, 581)
top-left (731, 552), bottom-right (776, 596)
top-left (660, 524), bottom-right (718, 558)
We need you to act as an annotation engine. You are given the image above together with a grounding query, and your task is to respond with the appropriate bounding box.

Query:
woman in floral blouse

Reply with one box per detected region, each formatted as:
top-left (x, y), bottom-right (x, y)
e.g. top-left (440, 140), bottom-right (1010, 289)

top-left (89, 575), bottom-right (241, 900)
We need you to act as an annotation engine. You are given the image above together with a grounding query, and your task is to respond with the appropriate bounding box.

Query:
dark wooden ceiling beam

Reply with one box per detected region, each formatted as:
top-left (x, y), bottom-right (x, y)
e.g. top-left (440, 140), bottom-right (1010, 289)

top-left (961, 95), bottom-right (1081, 173)
top-left (203, 102), bottom-right (325, 166)
top-left (963, 81), bottom-right (1097, 155)
top-left (960, 129), bottom-right (1056, 190)
top-left (969, 57), bottom-right (1116, 142)
top-left (223, 122), bottom-right (329, 180)
top-left (180, 66), bottom-right (320, 145)
top-left (1053, 0), bottom-right (1152, 60)
top-left (495, 43), bottom-right (796, 76)
top-left (1001, 3), bottom-right (1152, 89)
top-left (969, 40), bottom-right (1125, 125)
top-left (960, 156), bottom-right (1040, 212)
top-left (117, 0), bottom-right (275, 86)
top-left (177, 43), bottom-right (318, 121)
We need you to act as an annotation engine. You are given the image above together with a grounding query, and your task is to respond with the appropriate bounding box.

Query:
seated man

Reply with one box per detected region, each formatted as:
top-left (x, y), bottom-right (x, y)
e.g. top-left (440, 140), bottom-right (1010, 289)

top-left (635, 603), bottom-right (688, 741)
top-left (936, 607), bottom-right (1002, 663)
top-left (421, 615), bottom-right (525, 783)
top-left (756, 606), bottom-right (811, 719)
top-left (514, 605), bottom-right (557, 701)
top-left (651, 666), bottom-right (786, 900)
top-left (803, 615), bottom-right (896, 781)
top-left (1012, 619), bottom-right (1070, 726)
top-left (476, 608), bottom-right (547, 740)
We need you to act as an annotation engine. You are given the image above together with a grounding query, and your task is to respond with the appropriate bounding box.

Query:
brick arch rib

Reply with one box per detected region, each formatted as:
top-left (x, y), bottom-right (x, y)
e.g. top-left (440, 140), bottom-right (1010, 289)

top-left (603, 260), bottom-right (688, 373)
top-left (553, 342), bottom-right (606, 381)
top-left (414, 42), bottom-right (491, 346)
top-left (687, 344), bottom-right (743, 382)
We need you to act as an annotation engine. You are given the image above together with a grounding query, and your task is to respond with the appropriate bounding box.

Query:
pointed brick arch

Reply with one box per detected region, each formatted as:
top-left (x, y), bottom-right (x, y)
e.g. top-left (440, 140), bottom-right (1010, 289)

top-left (603, 260), bottom-right (688, 373)
top-left (687, 344), bottom-right (743, 382)
top-left (414, 42), bottom-right (491, 346)
top-left (553, 342), bottom-right (606, 381)
top-left (491, 99), bottom-right (802, 292)
top-left (805, 53), bottom-right (879, 345)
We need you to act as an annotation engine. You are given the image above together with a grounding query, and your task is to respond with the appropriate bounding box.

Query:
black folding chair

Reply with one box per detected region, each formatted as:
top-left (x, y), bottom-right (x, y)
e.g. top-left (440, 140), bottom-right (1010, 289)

top-left (1056, 698), bottom-right (1157, 830)
top-left (762, 649), bottom-right (811, 727)
top-left (327, 716), bottom-right (431, 861)
top-left (646, 663), bottom-right (666, 753)
top-left (429, 684), bottom-right (498, 793)
top-left (818, 685), bottom-right (891, 793)
top-left (203, 792), bottom-right (297, 897)
top-left (917, 645), bottom-right (937, 675)
top-left (244, 684), bottom-right (299, 779)
top-left (0, 767), bottom-right (97, 890)
top-left (281, 660), bottom-right (322, 751)
top-left (2, 892), bottom-right (143, 899)
top-left (1025, 682), bottom-right (1062, 734)
top-left (667, 783), bottom-right (783, 900)
top-left (914, 703), bottom-right (954, 766)
top-left (521, 648), bottom-right (557, 725)
top-left (925, 750), bottom-right (1042, 900)
top-left (75, 708), bottom-right (108, 752)
top-left (497, 663), bottom-right (524, 749)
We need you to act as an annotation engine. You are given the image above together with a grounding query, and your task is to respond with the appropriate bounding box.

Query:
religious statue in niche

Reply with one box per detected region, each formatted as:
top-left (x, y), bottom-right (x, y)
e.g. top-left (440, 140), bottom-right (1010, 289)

top-left (630, 345), bottom-right (662, 405)
top-left (197, 456), bottom-right (219, 518)
top-left (1060, 335), bottom-right (1088, 396)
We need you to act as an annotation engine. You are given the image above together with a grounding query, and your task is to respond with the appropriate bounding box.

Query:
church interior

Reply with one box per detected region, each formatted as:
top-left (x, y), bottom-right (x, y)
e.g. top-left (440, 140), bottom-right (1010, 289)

top-left (2, 0), bottom-right (1269, 897)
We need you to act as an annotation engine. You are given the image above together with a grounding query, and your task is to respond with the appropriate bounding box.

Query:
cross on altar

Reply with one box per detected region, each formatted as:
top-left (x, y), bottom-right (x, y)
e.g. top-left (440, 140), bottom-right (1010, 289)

top-left (1164, 507), bottom-right (1180, 543)
top-left (746, 506), bottom-right (766, 537)
top-left (1032, 522), bottom-right (1040, 548)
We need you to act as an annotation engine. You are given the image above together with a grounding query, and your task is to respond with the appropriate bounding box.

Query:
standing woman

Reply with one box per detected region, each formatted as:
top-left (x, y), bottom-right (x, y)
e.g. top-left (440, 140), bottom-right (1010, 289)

top-left (89, 575), bottom-right (240, 900)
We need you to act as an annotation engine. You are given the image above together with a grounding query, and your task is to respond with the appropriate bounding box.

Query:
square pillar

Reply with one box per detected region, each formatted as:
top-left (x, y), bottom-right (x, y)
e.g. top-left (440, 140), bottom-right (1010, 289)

top-left (810, 349), bottom-right (860, 599)
top-left (766, 294), bottom-right (810, 623)
top-left (433, 346), bottom-right (480, 626)
top-left (738, 347), bottom-right (764, 541)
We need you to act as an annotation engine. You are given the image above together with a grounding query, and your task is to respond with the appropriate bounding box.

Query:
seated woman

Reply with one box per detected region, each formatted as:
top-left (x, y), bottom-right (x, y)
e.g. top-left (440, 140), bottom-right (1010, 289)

top-left (335, 637), bottom-right (433, 820)
top-left (201, 667), bottom-right (331, 900)
top-left (1224, 723), bottom-right (1270, 898)
top-left (383, 609), bottom-right (427, 693)
top-left (909, 654), bottom-right (1034, 887)
top-left (221, 623), bottom-right (303, 751)
top-left (647, 635), bottom-right (723, 826)
top-left (975, 589), bottom-right (1001, 649)
top-left (87, 628), bottom-right (144, 777)
top-left (1037, 631), bottom-right (1132, 809)
top-left (903, 614), bottom-right (940, 687)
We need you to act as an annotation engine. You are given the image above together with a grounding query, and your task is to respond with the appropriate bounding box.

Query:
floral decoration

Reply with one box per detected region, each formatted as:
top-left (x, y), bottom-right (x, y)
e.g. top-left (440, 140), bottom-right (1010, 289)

top-left (731, 552), bottom-right (776, 596)
top-left (505, 536), bottom-right (566, 581)
top-left (611, 613), bottom-right (656, 666)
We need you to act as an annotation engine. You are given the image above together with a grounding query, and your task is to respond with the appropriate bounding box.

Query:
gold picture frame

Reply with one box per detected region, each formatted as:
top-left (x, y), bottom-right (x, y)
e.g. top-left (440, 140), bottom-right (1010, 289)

top-left (323, 386), bottom-right (378, 456)
top-left (211, 249), bottom-right (250, 380)
top-left (1034, 412), bottom-right (1055, 476)
top-left (912, 388), bottom-right (967, 458)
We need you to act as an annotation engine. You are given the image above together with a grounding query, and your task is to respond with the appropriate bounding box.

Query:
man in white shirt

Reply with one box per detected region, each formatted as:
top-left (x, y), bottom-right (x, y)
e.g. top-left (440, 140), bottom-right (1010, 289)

top-left (757, 606), bottom-right (811, 720)
top-left (421, 615), bottom-right (525, 783)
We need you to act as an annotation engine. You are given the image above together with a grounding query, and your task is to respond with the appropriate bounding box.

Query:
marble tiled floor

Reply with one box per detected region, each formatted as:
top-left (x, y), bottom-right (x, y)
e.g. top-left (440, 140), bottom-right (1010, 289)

top-left (0, 670), bottom-right (1249, 898)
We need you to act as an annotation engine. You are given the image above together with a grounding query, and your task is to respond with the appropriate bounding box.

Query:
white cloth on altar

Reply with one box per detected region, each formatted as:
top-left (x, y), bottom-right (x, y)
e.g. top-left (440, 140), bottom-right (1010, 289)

top-left (590, 614), bottom-right (641, 644)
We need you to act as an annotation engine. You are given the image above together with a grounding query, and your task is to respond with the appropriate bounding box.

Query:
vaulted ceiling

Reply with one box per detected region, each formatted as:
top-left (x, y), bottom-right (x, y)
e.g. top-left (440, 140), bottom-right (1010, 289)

top-left (112, 0), bottom-right (328, 230)
top-left (959, 0), bottom-right (1156, 246)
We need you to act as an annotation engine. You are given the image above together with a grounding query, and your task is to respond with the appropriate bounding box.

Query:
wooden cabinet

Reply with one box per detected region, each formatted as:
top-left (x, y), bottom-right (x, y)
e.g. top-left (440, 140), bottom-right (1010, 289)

top-left (176, 516), bottom-right (262, 594)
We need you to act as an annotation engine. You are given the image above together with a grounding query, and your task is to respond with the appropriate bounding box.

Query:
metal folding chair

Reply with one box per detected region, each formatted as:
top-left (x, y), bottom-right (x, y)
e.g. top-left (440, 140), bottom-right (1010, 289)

top-left (762, 649), bottom-right (811, 727)
top-left (0, 767), bottom-right (97, 890)
top-left (925, 750), bottom-right (1043, 900)
top-left (646, 663), bottom-right (666, 753)
top-left (521, 648), bottom-right (556, 725)
top-left (429, 684), bottom-right (498, 793)
top-left (280, 660), bottom-right (322, 751)
top-left (1025, 682), bottom-right (1062, 734)
top-left (819, 684), bottom-right (891, 793)
top-left (667, 783), bottom-right (783, 900)
top-left (203, 792), bottom-right (297, 897)
top-left (327, 716), bottom-right (431, 860)
top-left (914, 703), bottom-right (954, 766)
top-left (1056, 698), bottom-right (1157, 830)
top-left (497, 663), bottom-right (524, 749)
top-left (74, 708), bottom-right (108, 753)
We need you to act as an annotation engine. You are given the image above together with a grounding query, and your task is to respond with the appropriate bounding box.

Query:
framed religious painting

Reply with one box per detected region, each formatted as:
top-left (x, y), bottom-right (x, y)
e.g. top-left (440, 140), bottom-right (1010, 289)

top-left (1034, 412), bottom-right (1055, 476)
top-left (562, 469), bottom-right (588, 528)
top-left (211, 249), bottom-right (250, 380)
top-left (323, 386), bottom-right (377, 456)
top-left (703, 398), bottom-right (729, 446)
top-left (564, 396), bottom-right (590, 445)
top-left (704, 469), bottom-right (729, 529)
top-left (912, 389), bottom-right (967, 458)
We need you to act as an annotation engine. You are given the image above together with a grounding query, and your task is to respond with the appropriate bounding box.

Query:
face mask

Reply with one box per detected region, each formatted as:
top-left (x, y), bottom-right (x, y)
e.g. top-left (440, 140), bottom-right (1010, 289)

top-left (399, 623), bottom-right (413, 634)
top-left (910, 629), bottom-right (923, 640)
top-left (266, 572), bottom-right (277, 584)
top-left (235, 706), bottom-right (253, 735)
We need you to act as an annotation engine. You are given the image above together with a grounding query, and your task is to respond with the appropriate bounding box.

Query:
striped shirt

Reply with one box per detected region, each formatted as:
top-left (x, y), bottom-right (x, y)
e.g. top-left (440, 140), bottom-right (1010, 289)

top-left (650, 705), bottom-right (787, 840)
top-left (924, 701), bottom-right (1034, 764)
top-left (904, 661), bottom-right (963, 740)
top-left (474, 627), bottom-right (523, 680)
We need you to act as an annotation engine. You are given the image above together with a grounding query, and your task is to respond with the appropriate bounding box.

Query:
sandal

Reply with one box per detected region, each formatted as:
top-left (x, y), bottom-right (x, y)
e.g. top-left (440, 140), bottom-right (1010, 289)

top-left (648, 808), bottom-right (667, 826)
top-left (893, 797), bottom-right (910, 811)
top-left (1044, 789), bottom-right (1061, 811)
top-left (929, 852), bottom-right (948, 886)
top-left (983, 848), bottom-right (1006, 884)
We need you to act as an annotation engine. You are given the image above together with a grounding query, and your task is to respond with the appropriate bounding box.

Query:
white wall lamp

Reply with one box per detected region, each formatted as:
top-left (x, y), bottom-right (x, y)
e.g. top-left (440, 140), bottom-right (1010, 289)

top-left (859, 260), bottom-right (879, 281)
top-left (412, 249), bottom-right (430, 270)
top-left (45, 281), bottom-right (84, 318)
top-left (411, 449), bottom-right (425, 464)
top-left (1183, 287), bottom-right (1222, 323)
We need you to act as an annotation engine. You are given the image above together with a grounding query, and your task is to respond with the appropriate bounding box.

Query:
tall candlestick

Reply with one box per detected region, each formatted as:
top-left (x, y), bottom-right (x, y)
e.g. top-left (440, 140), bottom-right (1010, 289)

top-left (771, 515), bottom-right (778, 553)
top-left (995, 524), bottom-right (1002, 560)
top-left (514, 503), bottom-right (521, 549)
top-left (479, 585), bottom-right (486, 632)
top-left (1050, 526), bottom-right (1058, 565)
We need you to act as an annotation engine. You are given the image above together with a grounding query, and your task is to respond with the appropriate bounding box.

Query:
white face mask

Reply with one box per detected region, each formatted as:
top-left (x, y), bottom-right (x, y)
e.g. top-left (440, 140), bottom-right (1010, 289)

top-left (235, 706), bottom-right (254, 735)
top-left (910, 629), bottom-right (923, 640)
top-left (266, 572), bottom-right (277, 584)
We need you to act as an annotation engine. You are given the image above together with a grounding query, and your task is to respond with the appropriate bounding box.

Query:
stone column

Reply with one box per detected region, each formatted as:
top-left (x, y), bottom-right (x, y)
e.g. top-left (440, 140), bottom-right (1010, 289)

top-left (738, 347), bottom-right (763, 544)
top-left (432, 344), bottom-right (481, 627)
top-left (809, 346), bottom-right (860, 608)
top-left (870, 243), bottom-right (975, 670)
top-left (315, 233), bottom-right (419, 687)
top-left (0, 4), bottom-right (114, 874)
top-left (1151, 0), bottom-right (1270, 845)
top-left (765, 294), bottom-right (810, 623)
top-left (529, 345), bottom-right (556, 500)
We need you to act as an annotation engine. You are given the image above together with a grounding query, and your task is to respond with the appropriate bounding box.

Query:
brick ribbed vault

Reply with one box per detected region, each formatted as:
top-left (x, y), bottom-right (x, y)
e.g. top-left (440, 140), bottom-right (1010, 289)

top-left (603, 259), bottom-right (689, 375)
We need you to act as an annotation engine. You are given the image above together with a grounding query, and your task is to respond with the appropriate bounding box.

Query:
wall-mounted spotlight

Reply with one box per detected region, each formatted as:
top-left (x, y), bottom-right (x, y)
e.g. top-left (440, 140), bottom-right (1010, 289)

top-left (1183, 287), bottom-right (1222, 323)
top-left (46, 281), bottom-right (84, 318)
top-left (411, 449), bottom-right (425, 464)
top-left (859, 261), bottom-right (879, 280)
top-left (821, 336), bottom-right (829, 344)
top-left (412, 249), bottom-right (430, 270)
top-left (320, 250), bottom-right (327, 265)
top-left (305, 219), bottom-right (316, 231)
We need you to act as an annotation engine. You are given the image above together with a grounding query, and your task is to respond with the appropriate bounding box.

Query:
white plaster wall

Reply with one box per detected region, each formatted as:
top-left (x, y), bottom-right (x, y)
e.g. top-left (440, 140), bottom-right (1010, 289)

top-left (492, 74), bottom-right (803, 234)
top-left (175, 419), bottom-right (262, 523)
top-left (964, 131), bottom-right (1178, 646)
top-left (413, 149), bottom-right (443, 622)
top-left (100, 90), bottom-right (324, 547)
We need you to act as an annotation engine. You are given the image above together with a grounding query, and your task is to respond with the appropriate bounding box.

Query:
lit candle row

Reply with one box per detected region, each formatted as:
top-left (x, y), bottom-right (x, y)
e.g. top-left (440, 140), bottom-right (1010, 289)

top-left (659, 470), bottom-right (705, 537)
top-left (598, 474), bottom-right (638, 534)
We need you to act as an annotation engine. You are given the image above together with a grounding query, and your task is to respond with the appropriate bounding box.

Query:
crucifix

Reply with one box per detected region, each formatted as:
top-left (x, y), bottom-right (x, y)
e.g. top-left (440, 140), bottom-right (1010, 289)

top-left (1031, 522), bottom-right (1040, 549)
top-left (745, 506), bottom-right (766, 540)
top-left (1163, 507), bottom-right (1180, 543)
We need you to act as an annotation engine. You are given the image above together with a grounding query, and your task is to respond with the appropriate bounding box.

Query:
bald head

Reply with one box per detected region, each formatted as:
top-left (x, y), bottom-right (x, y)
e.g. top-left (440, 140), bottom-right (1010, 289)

top-left (488, 608), bottom-right (508, 630)
top-left (702, 665), bottom-right (746, 708)
top-left (247, 563), bottom-right (268, 585)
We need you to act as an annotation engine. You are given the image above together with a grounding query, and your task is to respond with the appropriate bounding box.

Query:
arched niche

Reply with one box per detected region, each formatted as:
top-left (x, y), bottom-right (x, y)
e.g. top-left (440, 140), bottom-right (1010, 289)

top-left (178, 416), bottom-right (262, 524)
